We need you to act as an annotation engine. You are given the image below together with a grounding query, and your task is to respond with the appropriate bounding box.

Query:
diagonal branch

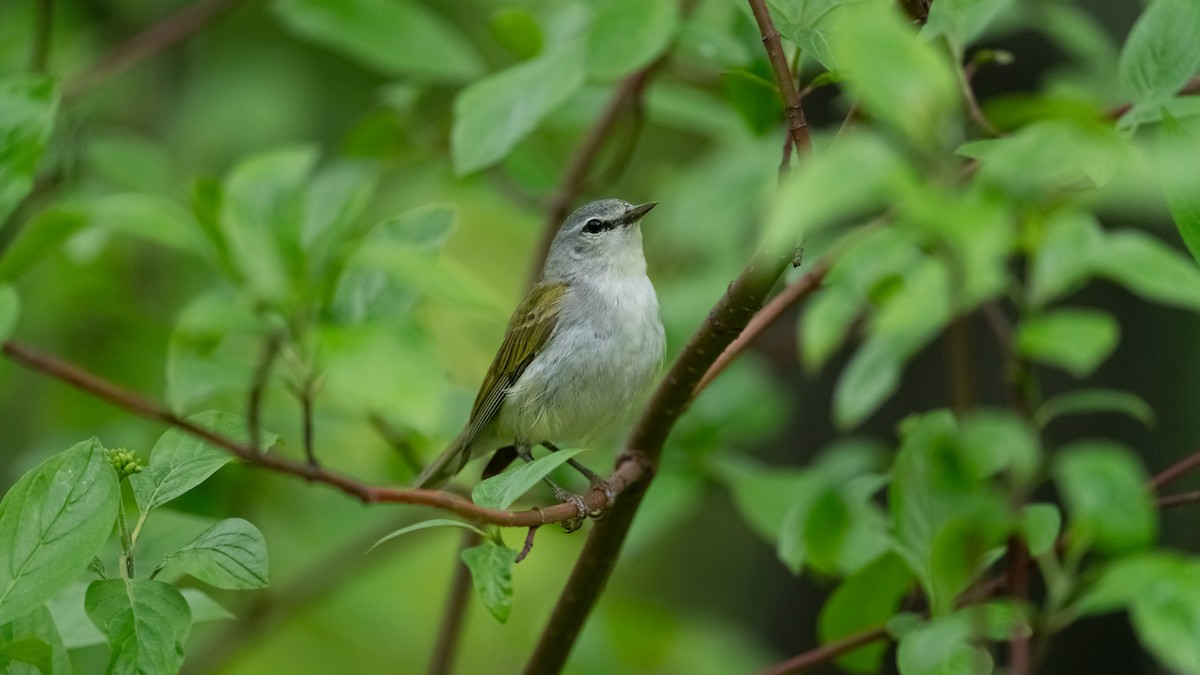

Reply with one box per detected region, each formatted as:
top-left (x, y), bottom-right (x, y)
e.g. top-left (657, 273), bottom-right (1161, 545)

top-left (747, 0), bottom-right (812, 155)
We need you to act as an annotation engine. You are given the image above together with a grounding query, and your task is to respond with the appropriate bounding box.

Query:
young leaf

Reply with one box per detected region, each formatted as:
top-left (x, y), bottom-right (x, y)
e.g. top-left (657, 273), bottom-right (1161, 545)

top-left (1016, 309), bottom-right (1119, 377)
top-left (274, 0), bottom-right (483, 82)
top-left (0, 439), bottom-right (119, 627)
top-left (130, 411), bottom-right (272, 514)
top-left (0, 284), bottom-right (17, 341)
top-left (586, 0), bottom-right (678, 80)
top-left (1027, 209), bottom-right (1105, 308)
top-left (156, 518), bottom-right (269, 590)
top-left (818, 552), bottom-right (913, 674)
top-left (471, 448), bottom-right (588, 510)
top-left (0, 76), bottom-right (59, 229)
top-left (1157, 114), bottom-right (1200, 266)
top-left (0, 208), bottom-right (87, 282)
top-left (85, 579), bottom-right (191, 675)
top-left (1020, 503), bottom-right (1062, 557)
top-left (451, 44), bottom-right (586, 174)
top-left (1094, 230), bottom-right (1200, 312)
top-left (1054, 440), bottom-right (1156, 555)
top-left (1036, 388), bottom-right (1155, 428)
top-left (460, 542), bottom-right (514, 623)
top-left (1117, 0), bottom-right (1200, 112)
top-left (368, 519), bottom-right (487, 554)
top-left (895, 613), bottom-right (994, 675)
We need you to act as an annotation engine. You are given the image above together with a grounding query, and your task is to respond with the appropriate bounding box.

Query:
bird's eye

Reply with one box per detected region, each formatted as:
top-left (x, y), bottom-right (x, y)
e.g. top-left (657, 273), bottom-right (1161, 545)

top-left (583, 218), bottom-right (605, 234)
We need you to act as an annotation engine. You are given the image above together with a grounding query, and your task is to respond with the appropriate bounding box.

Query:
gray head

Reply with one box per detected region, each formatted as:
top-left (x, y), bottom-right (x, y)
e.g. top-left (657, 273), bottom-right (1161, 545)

top-left (543, 199), bottom-right (656, 279)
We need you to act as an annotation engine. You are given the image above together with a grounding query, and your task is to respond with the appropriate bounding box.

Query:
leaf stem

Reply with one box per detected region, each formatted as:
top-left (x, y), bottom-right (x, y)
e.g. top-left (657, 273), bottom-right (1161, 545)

top-left (116, 494), bottom-right (135, 579)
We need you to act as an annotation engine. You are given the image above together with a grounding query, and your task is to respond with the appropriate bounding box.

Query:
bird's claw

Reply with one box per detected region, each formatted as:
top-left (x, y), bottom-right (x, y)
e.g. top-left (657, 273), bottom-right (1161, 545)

top-left (587, 479), bottom-right (616, 520)
top-left (554, 488), bottom-right (588, 533)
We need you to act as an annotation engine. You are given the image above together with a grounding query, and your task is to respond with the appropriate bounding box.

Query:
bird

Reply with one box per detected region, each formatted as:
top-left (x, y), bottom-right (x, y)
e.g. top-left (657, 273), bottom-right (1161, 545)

top-left (415, 199), bottom-right (665, 529)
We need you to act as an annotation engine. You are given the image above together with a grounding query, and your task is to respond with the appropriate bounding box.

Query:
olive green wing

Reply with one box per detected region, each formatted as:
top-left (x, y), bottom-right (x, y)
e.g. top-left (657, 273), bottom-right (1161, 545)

top-left (415, 281), bottom-right (567, 487)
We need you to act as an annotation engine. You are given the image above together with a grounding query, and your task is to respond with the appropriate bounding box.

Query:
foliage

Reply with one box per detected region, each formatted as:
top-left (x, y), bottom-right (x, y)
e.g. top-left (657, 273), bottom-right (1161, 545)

top-left (1, 0), bottom-right (1199, 673)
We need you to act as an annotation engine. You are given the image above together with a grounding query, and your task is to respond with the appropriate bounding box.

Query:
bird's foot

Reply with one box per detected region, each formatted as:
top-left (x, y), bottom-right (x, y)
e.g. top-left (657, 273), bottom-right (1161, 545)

top-left (586, 478), bottom-right (616, 520)
top-left (552, 487), bottom-right (588, 533)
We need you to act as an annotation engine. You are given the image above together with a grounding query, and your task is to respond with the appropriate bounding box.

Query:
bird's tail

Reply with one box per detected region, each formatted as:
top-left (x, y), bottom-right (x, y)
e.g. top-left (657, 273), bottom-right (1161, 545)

top-left (413, 429), bottom-right (471, 489)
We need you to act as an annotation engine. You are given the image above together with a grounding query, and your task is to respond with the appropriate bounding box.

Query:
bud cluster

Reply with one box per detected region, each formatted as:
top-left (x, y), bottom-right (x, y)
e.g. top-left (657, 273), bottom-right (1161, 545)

top-left (104, 448), bottom-right (144, 480)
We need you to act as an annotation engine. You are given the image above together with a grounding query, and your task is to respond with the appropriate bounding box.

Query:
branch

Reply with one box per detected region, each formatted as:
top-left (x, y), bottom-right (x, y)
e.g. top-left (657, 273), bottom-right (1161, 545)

top-left (63, 0), bottom-right (247, 100)
top-left (756, 626), bottom-right (889, 675)
top-left (747, 0), bottom-right (812, 155)
top-left (0, 339), bottom-right (640, 528)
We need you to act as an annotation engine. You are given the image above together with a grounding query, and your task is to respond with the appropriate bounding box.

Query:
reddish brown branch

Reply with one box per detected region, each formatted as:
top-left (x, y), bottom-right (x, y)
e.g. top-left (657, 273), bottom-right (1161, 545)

top-left (0, 339), bottom-right (640, 527)
top-left (1006, 537), bottom-right (1031, 675)
top-left (747, 0), bottom-right (812, 155)
top-left (756, 626), bottom-right (889, 675)
top-left (1157, 490), bottom-right (1200, 509)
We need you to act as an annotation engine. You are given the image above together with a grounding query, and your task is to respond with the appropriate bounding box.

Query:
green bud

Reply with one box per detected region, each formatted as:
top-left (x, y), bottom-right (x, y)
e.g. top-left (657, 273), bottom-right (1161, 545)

top-left (104, 448), bottom-right (144, 480)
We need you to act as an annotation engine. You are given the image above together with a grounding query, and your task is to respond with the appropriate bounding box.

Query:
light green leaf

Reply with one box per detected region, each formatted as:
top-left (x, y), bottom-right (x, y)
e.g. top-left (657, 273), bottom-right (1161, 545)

top-left (834, 339), bottom-right (901, 430)
top-left (85, 579), bottom-right (191, 675)
top-left (461, 543), bottom-right (514, 623)
top-left (130, 411), bottom-right (271, 514)
top-left (831, 2), bottom-right (960, 145)
top-left (799, 285), bottom-right (860, 372)
top-left (472, 448), bottom-right (589, 510)
top-left (0, 207), bottom-right (86, 282)
top-left (818, 552), bottom-right (913, 674)
top-left (1027, 209), bottom-right (1105, 308)
top-left (164, 289), bottom-right (262, 411)
top-left (959, 409), bottom-right (1041, 486)
top-left (0, 439), bottom-right (119, 627)
top-left (156, 518), bottom-right (269, 590)
top-left (273, 0), bottom-right (482, 81)
top-left (711, 457), bottom-right (809, 544)
top-left (1093, 230), bottom-right (1200, 312)
top-left (1016, 309), bottom-right (1119, 377)
top-left (0, 605), bottom-right (70, 675)
top-left (586, 0), bottom-right (678, 80)
top-left (0, 284), bottom-right (17, 341)
top-left (764, 0), bottom-right (871, 71)
top-left (1117, 0), bottom-right (1200, 114)
top-left (83, 193), bottom-right (209, 260)
top-left (1020, 503), bottom-right (1061, 557)
top-left (179, 588), bottom-right (235, 623)
top-left (896, 613), bottom-right (993, 675)
top-left (922, 0), bottom-right (1014, 52)
top-left (1036, 388), bottom-right (1155, 428)
top-left (1054, 440), bottom-right (1156, 555)
top-left (368, 519), bottom-right (486, 554)
top-left (0, 76), bottom-right (59, 230)
top-left (0, 638), bottom-right (51, 674)
top-left (960, 120), bottom-right (1122, 198)
top-left (1158, 114), bottom-right (1200, 266)
top-left (451, 44), bottom-right (586, 174)
top-left (490, 9), bottom-right (543, 59)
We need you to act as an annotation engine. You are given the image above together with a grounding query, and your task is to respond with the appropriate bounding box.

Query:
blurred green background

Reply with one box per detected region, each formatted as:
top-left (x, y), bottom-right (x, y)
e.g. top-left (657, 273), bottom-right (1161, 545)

top-left (2, 0), bottom-right (1197, 673)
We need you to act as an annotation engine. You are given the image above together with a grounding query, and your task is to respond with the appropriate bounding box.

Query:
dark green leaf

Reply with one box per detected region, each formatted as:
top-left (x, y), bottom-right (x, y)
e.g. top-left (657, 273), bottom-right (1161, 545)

top-left (157, 518), bottom-right (269, 590)
top-left (1016, 309), bottom-right (1119, 377)
top-left (274, 0), bottom-right (482, 81)
top-left (368, 519), bottom-right (486, 554)
top-left (460, 543), bottom-right (514, 623)
top-left (0, 605), bottom-right (70, 675)
top-left (0, 284), bottom-right (17, 341)
top-left (85, 579), bottom-right (191, 675)
top-left (818, 552), bottom-right (913, 674)
top-left (130, 411), bottom-right (271, 514)
top-left (451, 45), bottom-right (586, 175)
top-left (831, 2), bottom-right (960, 145)
top-left (0, 638), bottom-right (51, 674)
top-left (1054, 440), bottom-right (1156, 555)
top-left (712, 457), bottom-right (810, 545)
top-left (0, 76), bottom-right (59, 229)
top-left (1021, 503), bottom-right (1061, 556)
top-left (1036, 388), bottom-right (1155, 428)
top-left (1158, 114), bottom-right (1200, 266)
top-left (586, 0), bottom-right (678, 80)
top-left (763, 0), bottom-right (852, 70)
top-left (1093, 230), bottom-right (1200, 312)
top-left (1027, 209), bottom-right (1105, 308)
top-left (472, 448), bottom-right (588, 510)
top-left (1117, 0), bottom-right (1200, 114)
top-left (0, 439), bottom-right (119, 627)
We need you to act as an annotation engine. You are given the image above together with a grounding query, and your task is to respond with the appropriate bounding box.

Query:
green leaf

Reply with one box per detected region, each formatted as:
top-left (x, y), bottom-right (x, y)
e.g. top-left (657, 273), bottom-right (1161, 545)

top-left (922, 0), bottom-right (1014, 52)
top-left (490, 9), bottom-right (543, 59)
top-left (368, 519), bottom-right (486, 554)
top-left (896, 613), bottom-right (993, 675)
top-left (711, 457), bottom-right (809, 544)
top-left (273, 0), bottom-right (482, 81)
top-left (1053, 440), bottom-right (1156, 555)
top-left (0, 76), bottom-right (59, 230)
top-left (451, 44), bottom-right (586, 174)
top-left (471, 448), bottom-right (589, 510)
top-left (164, 289), bottom-right (262, 411)
top-left (959, 409), bottom-right (1041, 486)
top-left (831, 2), bottom-right (960, 145)
top-left (960, 120), bottom-right (1122, 199)
top-left (1016, 309), bottom-right (1119, 377)
top-left (82, 194), bottom-right (209, 260)
top-left (85, 579), bottom-right (191, 675)
top-left (1093, 230), bottom-right (1200, 312)
top-left (156, 518), bottom-right (269, 590)
top-left (1036, 388), bottom-right (1155, 428)
top-left (0, 284), bottom-right (17, 341)
top-left (1027, 209), bottom-right (1105, 308)
top-left (1158, 114), bottom-right (1200, 266)
top-left (1020, 503), bottom-right (1061, 557)
top-left (586, 0), bottom-right (678, 80)
top-left (130, 411), bottom-right (270, 514)
top-left (0, 605), bottom-right (70, 675)
top-left (0, 439), bottom-right (119, 627)
top-left (1117, 0), bottom-right (1200, 114)
top-left (460, 542), bottom-right (514, 623)
top-left (1076, 553), bottom-right (1200, 674)
top-left (763, 0), bottom-right (861, 71)
top-left (0, 207), bottom-right (86, 282)
top-left (179, 588), bottom-right (235, 623)
top-left (818, 552), bottom-right (913, 674)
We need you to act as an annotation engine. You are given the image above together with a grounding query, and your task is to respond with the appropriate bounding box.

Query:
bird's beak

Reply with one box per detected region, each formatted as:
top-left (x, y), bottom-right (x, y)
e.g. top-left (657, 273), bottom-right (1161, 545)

top-left (621, 202), bottom-right (657, 227)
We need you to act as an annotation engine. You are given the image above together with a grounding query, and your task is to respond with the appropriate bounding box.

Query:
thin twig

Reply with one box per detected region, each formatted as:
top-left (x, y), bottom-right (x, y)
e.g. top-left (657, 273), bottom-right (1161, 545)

top-left (1149, 448), bottom-right (1200, 491)
top-left (300, 382), bottom-right (317, 467)
top-left (747, 0), bottom-right (812, 155)
top-left (247, 333), bottom-right (281, 453)
top-left (31, 0), bottom-right (54, 73)
top-left (1157, 490), bottom-right (1200, 509)
top-left (428, 529), bottom-right (481, 675)
top-left (756, 626), bottom-right (889, 675)
top-left (63, 0), bottom-right (246, 100)
top-left (1006, 537), bottom-right (1031, 675)
top-left (515, 526), bottom-right (539, 564)
top-left (0, 339), bottom-right (640, 527)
